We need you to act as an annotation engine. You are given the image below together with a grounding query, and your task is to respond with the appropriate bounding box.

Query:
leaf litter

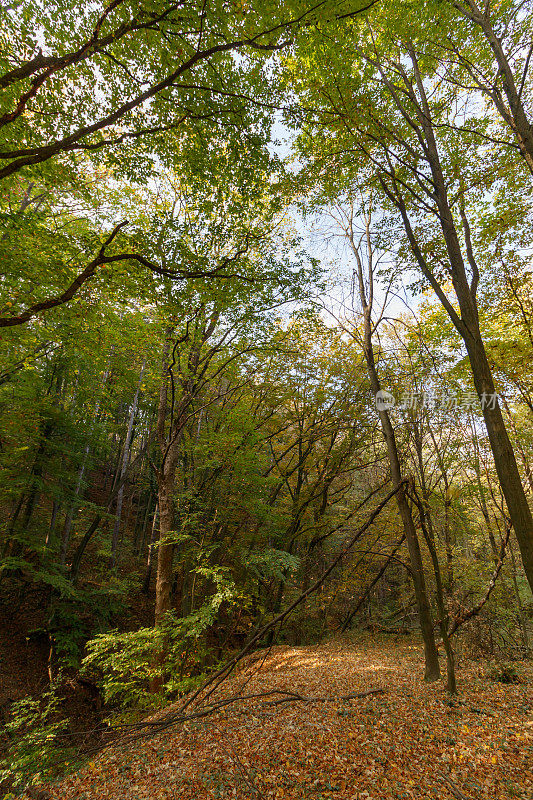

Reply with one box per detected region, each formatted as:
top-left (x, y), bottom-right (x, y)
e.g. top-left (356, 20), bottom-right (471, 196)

top-left (27, 638), bottom-right (533, 800)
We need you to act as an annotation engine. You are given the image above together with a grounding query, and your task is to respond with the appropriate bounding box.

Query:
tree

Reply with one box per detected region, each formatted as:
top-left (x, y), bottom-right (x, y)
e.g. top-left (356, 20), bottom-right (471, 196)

top-left (0, 0), bottom-right (371, 326)
top-left (320, 197), bottom-right (441, 681)
top-left (440, 0), bottom-right (533, 175)
top-left (288, 3), bottom-right (533, 594)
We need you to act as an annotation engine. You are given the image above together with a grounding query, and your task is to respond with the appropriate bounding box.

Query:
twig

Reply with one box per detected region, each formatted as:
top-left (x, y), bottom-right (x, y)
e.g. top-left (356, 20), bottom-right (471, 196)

top-left (264, 688), bottom-right (385, 706)
top-left (437, 771), bottom-right (472, 800)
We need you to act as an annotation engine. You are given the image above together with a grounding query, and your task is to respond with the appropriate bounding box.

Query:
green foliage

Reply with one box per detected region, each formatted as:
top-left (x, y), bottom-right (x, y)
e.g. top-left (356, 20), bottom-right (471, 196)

top-left (48, 579), bottom-right (129, 668)
top-left (3, 3), bottom-right (533, 790)
top-left (82, 568), bottom-right (242, 715)
top-left (0, 679), bottom-right (73, 790)
top-left (83, 625), bottom-right (174, 713)
top-left (487, 662), bottom-right (523, 684)
top-left (244, 548), bottom-right (300, 582)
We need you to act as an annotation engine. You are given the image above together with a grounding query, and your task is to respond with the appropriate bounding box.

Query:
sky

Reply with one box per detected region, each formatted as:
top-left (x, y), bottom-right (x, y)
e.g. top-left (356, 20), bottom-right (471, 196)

top-left (268, 118), bottom-right (421, 327)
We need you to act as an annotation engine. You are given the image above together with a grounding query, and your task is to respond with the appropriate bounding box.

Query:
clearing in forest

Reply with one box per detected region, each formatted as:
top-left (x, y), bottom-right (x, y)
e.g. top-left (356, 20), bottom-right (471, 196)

top-left (35, 637), bottom-right (533, 800)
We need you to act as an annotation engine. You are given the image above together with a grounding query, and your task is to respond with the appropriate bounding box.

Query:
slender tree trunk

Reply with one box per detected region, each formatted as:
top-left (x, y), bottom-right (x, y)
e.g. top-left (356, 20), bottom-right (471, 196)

top-left (2, 493), bottom-right (26, 556)
top-left (45, 500), bottom-right (61, 548)
top-left (60, 442), bottom-right (91, 565)
top-left (142, 502), bottom-right (159, 594)
top-left (443, 489), bottom-right (454, 597)
top-left (341, 206), bottom-right (440, 680)
top-left (16, 422), bottom-right (53, 547)
top-left (103, 436), bottom-right (117, 488)
top-left (69, 515), bottom-right (102, 584)
top-left (472, 439), bottom-right (500, 563)
top-left (108, 433), bottom-right (125, 494)
top-left (134, 492), bottom-right (151, 555)
top-left (508, 538), bottom-right (530, 653)
top-left (412, 424), bottom-right (456, 693)
top-left (361, 309), bottom-right (440, 680)
top-left (110, 360), bottom-right (145, 567)
top-left (60, 361), bottom-right (112, 562)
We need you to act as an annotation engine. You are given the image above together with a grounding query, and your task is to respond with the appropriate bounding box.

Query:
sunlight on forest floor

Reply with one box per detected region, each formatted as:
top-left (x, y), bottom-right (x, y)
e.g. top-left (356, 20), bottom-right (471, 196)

top-left (30, 636), bottom-right (533, 800)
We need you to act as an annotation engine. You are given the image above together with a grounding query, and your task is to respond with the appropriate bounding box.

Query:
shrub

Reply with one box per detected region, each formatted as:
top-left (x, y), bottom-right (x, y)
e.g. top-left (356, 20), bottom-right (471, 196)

top-left (0, 679), bottom-right (74, 791)
top-left (487, 662), bottom-right (523, 684)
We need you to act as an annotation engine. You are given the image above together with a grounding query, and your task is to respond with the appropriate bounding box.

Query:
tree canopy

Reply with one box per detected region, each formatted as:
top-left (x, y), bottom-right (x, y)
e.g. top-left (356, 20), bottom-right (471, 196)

top-left (1, 1), bottom-right (533, 795)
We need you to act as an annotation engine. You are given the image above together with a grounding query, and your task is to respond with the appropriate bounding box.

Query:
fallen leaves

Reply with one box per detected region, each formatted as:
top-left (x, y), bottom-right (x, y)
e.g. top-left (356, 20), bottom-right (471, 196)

top-left (26, 638), bottom-right (533, 800)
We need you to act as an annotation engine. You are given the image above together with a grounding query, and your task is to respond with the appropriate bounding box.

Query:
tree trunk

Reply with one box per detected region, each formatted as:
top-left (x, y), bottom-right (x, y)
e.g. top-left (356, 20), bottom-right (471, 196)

top-left (412, 423), bottom-right (456, 693)
top-left (463, 332), bottom-right (533, 593)
top-left (359, 292), bottom-right (440, 681)
top-left (340, 206), bottom-right (440, 681)
top-left (154, 476), bottom-right (178, 626)
top-left (134, 492), bottom-right (152, 555)
top-left (60, 443), bottom-right (91, 565)
top-left (142, 502), bottom-right (159, 594)
top-left (45, 499), bottom-right (61, 549)
top-left (508, 538), bottom-right (530, 654)
top-left (389, 76), bottom-right (533, 595)
top-left (454, 0), bottom-right (533, 176)
top-left (110, 360), bottom-right (145, 567)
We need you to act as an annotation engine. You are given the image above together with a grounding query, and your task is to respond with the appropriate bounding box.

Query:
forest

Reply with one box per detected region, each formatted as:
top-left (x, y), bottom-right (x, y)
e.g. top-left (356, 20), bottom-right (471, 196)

top-left (1, 1), bottom-right (533, 798)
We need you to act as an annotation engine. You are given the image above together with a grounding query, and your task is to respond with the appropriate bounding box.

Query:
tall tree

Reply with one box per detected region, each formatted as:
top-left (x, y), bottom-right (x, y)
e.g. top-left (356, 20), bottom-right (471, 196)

top-left (323, 198), bottom-right (440, 681)
top-left (288, 4), bottom-right (533, 594)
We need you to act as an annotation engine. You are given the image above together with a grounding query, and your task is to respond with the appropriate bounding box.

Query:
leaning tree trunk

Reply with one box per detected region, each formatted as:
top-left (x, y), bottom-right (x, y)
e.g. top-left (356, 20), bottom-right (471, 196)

top-left (388, 127), bottom-right (533, 595)
top-left (402, 65), bottom-right (533, 596)
top-left (458, 306), bottom-right (533, 595)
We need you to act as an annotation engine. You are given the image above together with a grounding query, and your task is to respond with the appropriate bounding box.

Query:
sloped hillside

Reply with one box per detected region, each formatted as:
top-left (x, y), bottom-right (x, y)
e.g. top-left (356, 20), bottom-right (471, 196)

top-left (32, 638), bottom-right (533, 800)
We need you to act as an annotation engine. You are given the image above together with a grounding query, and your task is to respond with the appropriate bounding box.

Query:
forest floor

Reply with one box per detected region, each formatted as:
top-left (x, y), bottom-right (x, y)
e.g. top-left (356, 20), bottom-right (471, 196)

top-left (27, 637), bottom-right (533, 800)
